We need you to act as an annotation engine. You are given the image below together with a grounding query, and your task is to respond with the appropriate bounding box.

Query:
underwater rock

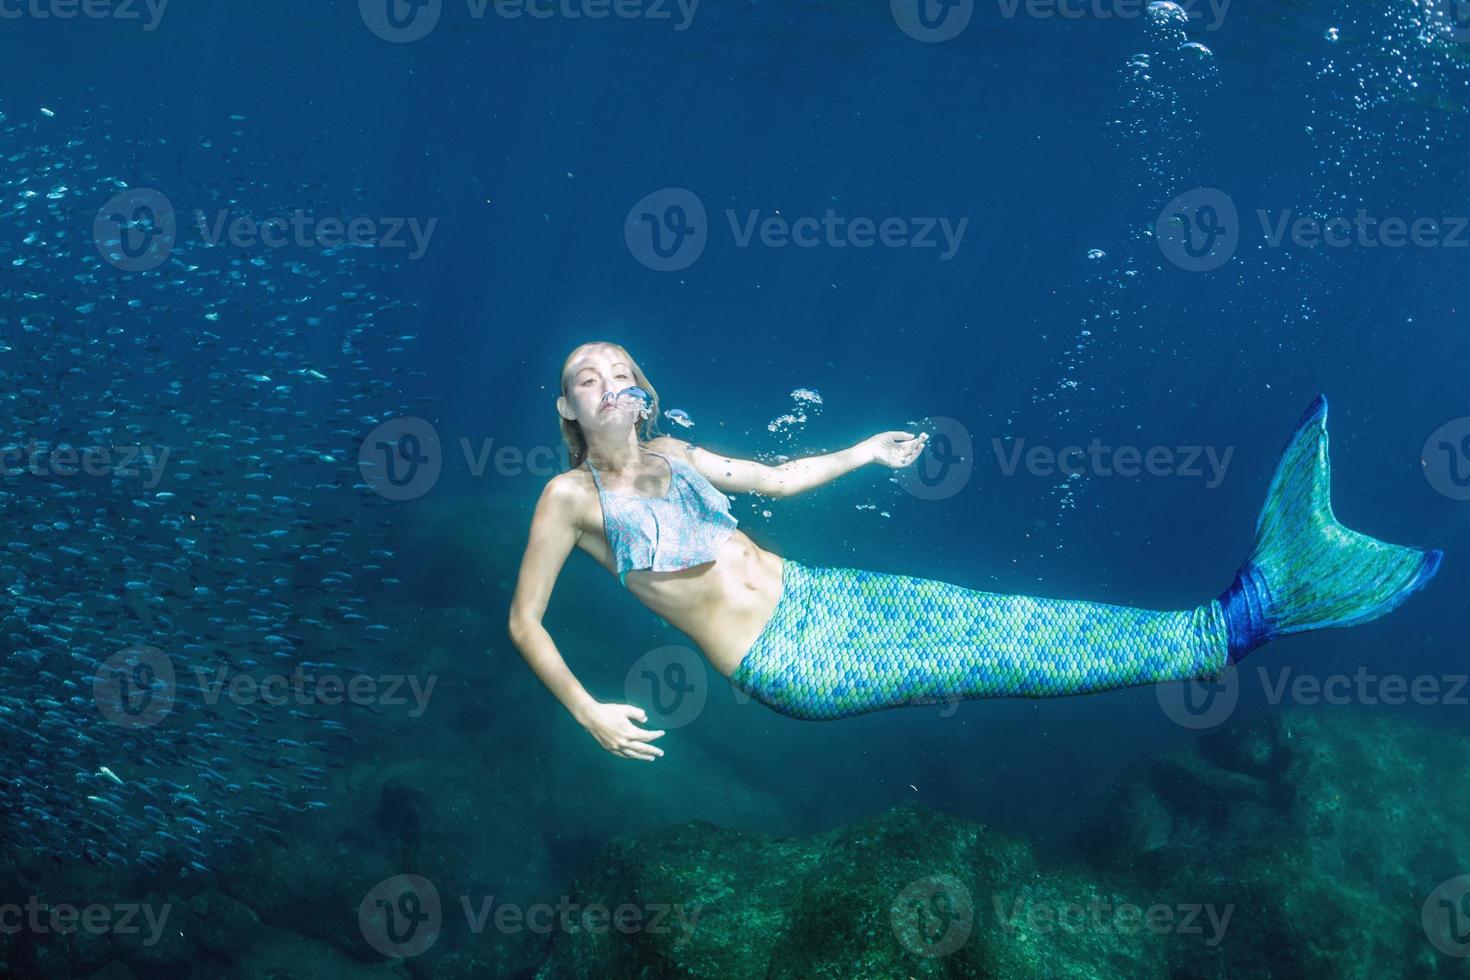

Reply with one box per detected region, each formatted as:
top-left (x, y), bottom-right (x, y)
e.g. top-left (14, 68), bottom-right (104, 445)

top-left (535, 800), bottom-right (1170, 979)
top-left (225, 926), bottom-right (410, 980)
top-left (1075, 707), bottom-right (1470, 978)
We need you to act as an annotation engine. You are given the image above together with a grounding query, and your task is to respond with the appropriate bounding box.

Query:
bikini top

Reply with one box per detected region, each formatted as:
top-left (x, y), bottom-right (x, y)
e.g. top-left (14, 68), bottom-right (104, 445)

top-left (586, 448), bottom-right (738, 588)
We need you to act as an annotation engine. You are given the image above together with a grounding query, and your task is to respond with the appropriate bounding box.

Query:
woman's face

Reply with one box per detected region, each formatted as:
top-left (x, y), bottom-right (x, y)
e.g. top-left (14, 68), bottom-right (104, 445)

top-left (562, 345), bottom-right (643, 431)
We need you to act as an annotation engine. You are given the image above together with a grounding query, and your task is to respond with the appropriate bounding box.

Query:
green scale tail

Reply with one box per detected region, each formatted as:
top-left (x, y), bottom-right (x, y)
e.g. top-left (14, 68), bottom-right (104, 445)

top-left (728, 396), bottom-right (1442, 721)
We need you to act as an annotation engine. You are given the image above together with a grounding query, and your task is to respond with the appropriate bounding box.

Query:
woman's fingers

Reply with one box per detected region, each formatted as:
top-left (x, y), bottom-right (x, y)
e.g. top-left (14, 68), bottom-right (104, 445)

top-left (620, 739), bottom-right (661, 760)
top-left (612, 715), bottom-right (665, 760)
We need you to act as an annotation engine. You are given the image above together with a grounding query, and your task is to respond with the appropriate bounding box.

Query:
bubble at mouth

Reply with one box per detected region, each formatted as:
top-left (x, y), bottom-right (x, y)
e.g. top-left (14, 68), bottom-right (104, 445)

top-left (603, 386), bottom-right (652, 419)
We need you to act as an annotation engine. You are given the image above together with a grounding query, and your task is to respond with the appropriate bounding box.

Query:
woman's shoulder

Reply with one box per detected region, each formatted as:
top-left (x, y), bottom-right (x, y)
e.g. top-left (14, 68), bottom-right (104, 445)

top-left (645, 435), bottom-right (695, 462)
top-left (541, 465), bottom-right (596, 509)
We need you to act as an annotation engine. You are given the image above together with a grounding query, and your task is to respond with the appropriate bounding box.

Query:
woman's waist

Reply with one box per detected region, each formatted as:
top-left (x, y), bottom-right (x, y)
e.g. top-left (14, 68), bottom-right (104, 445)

top-left (629, 536), bottom-right (785, 667)
top-left (627, 531), bottom-right (779, 608)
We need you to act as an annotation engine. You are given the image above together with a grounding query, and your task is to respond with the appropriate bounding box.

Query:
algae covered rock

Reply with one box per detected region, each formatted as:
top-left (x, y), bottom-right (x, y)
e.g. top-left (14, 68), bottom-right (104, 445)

top-left (536, 800), bottom-right (1170, 979)
top-left (1076, 707), bottom-right (1470, 978)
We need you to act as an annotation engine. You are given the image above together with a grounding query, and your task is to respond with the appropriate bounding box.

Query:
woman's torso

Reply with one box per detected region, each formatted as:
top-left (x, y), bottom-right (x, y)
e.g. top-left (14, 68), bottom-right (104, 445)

top-left (565, 442), bottom-right (784, 677)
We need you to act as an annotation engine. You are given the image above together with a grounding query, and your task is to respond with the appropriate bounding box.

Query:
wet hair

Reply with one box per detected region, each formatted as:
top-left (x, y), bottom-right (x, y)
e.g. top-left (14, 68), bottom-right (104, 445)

top-left (558, 341), bottom-right (663, 470)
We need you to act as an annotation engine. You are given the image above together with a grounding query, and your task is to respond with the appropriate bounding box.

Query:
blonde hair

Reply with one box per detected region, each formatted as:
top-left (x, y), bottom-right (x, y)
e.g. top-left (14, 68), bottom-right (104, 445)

top-left (558, 342), bottom-right (663, 470)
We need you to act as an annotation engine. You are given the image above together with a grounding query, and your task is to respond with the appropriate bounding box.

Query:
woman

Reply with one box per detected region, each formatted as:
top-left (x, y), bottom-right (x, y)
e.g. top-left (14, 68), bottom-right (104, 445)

top-left (508, 341), bottom-right (1442, 760)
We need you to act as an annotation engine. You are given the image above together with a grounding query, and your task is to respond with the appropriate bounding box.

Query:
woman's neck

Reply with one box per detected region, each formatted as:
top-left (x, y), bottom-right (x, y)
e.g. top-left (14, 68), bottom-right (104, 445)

top-left (584, 435), bottom-right (645, 474)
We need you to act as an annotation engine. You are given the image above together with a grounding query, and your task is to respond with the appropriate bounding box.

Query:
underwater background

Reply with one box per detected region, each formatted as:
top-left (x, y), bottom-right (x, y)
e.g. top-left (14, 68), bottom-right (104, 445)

top-left (1, 0), bottom-right (1468, 976)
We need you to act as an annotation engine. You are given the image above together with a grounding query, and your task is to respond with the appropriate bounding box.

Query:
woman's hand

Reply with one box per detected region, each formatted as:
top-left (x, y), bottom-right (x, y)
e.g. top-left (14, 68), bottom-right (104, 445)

top-left (863, 430), bottom-right (930, 469)
top-left (576, 701), bottom-right (666, 761)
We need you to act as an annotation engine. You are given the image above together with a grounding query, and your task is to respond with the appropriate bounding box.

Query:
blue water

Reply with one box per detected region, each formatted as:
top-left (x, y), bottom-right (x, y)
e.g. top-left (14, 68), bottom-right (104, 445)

top-left (2, 0), bottom-right (1467, 975)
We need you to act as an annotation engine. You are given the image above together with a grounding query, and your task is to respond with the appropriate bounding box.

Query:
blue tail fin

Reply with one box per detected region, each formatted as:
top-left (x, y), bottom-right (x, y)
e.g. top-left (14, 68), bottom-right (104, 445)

top-left (1218, 395), bottom-right (1442, 661)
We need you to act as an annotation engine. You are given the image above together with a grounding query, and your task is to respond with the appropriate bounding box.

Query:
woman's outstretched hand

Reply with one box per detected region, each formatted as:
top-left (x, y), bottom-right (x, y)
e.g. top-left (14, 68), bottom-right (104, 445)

top-left (576, 701), bottom-right (666, 761)
top-left (863, 430), bottom-right (929, 469)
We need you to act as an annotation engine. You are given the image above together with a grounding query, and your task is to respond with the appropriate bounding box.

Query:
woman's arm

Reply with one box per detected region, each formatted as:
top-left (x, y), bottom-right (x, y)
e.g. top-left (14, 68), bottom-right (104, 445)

top-left (507, 476), bottom-right (666, 761)
top-left (658, 431), bottom-right (929, 498)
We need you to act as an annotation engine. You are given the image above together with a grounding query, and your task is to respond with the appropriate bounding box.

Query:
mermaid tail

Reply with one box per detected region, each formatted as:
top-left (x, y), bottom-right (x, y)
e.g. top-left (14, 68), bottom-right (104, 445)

top-left (727, 395), bottom-right (1442, 721)
top-left (1217, 394), bottom-right (1442, 661)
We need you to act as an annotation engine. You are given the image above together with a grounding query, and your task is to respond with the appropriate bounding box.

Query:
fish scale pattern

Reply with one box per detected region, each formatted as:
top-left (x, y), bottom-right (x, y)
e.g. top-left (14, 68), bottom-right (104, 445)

top-left (728, 558), bottom-right (1230, 721)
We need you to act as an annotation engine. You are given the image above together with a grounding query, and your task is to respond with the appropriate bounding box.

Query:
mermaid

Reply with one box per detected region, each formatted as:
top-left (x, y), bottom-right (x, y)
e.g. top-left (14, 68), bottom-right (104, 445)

top-left (508, 342), bottom-right (1442, 759)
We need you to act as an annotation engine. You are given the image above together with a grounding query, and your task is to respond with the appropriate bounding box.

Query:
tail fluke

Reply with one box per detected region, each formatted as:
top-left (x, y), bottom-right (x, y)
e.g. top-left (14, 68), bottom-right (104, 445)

top-left (1218, 395), bottom-right (1443, 662)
